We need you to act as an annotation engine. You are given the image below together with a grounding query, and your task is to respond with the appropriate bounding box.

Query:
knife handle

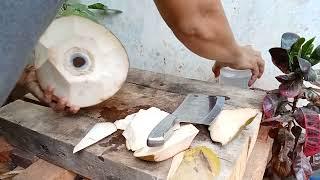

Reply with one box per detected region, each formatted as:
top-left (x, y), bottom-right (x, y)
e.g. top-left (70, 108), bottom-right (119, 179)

top-left (147, 114), bottom-right (177, 147)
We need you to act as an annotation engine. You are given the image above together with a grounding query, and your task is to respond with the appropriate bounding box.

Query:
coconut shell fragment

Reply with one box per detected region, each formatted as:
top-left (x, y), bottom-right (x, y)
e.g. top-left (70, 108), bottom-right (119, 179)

top-left (167, 146), bottom-right (220, 180)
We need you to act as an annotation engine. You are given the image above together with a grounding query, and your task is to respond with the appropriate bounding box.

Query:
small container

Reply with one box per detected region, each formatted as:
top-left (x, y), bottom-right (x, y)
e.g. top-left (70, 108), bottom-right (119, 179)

top-left (218, 67), bottom-right (251, 89)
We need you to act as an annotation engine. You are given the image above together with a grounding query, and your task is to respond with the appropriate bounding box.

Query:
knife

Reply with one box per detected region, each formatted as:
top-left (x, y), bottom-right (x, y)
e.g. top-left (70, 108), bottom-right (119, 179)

top-left (147, 94), bottom-right (225, 147)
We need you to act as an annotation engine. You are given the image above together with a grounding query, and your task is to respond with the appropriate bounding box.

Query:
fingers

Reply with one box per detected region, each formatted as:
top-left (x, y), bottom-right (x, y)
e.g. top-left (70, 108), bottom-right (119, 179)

top-left (248, 63), bottom-right (259, 87)
top-left (66, 102), bottom-right (80, 114)
top-left (257, 57), bottom-right (265, 78)
top-left (49, 98), bottom-right (79, 114)
top-left (69, 106), bottom-right (80, 114)
top-left (25, 81), bottom-right (44, 101)
top-left (44, 86), bottom-right (54, 104)
top-left (54, 97), bottom-right (67, 112)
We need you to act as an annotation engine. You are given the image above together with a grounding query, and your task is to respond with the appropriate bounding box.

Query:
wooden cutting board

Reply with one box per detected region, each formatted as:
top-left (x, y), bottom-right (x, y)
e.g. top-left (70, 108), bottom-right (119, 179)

top-left (0, 68), bottom-right (265, 180)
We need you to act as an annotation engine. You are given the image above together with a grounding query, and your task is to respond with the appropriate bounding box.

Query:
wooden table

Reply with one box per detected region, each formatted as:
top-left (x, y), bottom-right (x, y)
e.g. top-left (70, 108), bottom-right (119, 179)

top-left (0, 68), bottom-right (271, 180)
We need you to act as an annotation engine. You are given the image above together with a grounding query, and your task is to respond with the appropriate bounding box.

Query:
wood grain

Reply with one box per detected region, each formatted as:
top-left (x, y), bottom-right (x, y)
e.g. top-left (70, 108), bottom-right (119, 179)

top-left (0, 68), bottom-right (267, 180)
top-left (13, 159), bottom-right (75, 180)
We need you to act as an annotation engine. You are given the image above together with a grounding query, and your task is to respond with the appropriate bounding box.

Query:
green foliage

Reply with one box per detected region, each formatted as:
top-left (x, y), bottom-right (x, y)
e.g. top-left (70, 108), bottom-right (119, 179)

top-left (57, 0), bottom-right (122, 22)
top-left (264, 32), bottom-right (320, 179)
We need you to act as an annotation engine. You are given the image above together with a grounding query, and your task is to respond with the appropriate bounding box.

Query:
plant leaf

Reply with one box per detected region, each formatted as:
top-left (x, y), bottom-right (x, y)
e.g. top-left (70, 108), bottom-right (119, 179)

top-left (293, 151), bottom-right (312, 180)
top-left (275, 73), bottom-right (298, 83)
top-left (301, 37), bottom-right (315, 59)
top-left (292, 126), bottom-right (302, 139)
top-left (269, 128), bottom-right (281, 139)
top-left (310, 45), bottom-right (320, 66)
top-left (290, 38), bottom-right (306, 59)
top-left (88, 3), bottom-right (107, 10)
top-left (304, 88), bottom-right (320, 103)
top-left (305, 103), bottom-right (320, 113)
top-left (88, 2), bottom-right (122, 14)
top-left (278, 128), bottom-right (295, 162)
top-left (297, 57), bottom-right (317, 81)
top-left (269, 48), bottom-right (291, 73)
top-left (292, 126), bottom-right (302, 152)
top-left (298, 57), bottom-right (311, 73)
top-left (279, 78), bottom-right (303, 98)
top-left (311, 153), bottom-right (320, 170)
top-left (262, 114), bottom-right (294, 126)
top-left (263, 93), bottom-right (284, 118)
top-left (295, 108), bottom-right (320, 156)
top-left (309, 69), bottom-right (320, 88)
top-left (305, 68), bottom-right (317, 82)
top-left (294, 108), bottom-right (306, 128)
top-left (281, 32), bottom-right (300, 51)
top-left (58, 3), bottom-right (98, 22)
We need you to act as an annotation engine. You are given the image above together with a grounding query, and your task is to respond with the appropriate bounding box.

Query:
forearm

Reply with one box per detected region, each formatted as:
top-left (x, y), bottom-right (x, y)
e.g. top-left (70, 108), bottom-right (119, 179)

top-left (154, 0), bottom-right (240, 64)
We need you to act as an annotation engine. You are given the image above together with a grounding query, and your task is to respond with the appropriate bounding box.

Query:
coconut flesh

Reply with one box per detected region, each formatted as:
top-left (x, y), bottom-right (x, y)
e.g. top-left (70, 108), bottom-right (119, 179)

top-left (208, 108), bottom-right (260, 145)
top-left (118, 107), bottom-right (199, 162)
top-left (133, 124), bottom-right (199, 162)
top-left (34, 16), bottom-right (129, 107)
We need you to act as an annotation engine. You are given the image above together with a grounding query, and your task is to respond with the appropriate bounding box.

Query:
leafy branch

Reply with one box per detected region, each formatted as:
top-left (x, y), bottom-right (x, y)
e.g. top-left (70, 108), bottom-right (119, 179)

top-left (57, 0), bottom-right (122, 22)
top-left (263, 32), bottom-right (320, 179)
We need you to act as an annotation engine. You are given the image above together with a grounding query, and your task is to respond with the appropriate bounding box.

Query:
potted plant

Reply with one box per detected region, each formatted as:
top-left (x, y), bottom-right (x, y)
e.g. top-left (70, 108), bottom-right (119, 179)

top-left (262, 32), bottom-right (320, 179)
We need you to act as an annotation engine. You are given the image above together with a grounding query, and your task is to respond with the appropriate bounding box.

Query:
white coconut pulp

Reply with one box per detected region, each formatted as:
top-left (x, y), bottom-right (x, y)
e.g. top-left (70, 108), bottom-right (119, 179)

top-left (208, 108), bottom-right (260, 145)
top-left (133, 124), bottom-right (199, 162)
top-left (35, 16), bottom-right (129, 107)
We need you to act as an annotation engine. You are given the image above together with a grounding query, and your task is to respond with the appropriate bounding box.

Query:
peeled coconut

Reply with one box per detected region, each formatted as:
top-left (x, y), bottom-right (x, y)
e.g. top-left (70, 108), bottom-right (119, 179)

top-left (134, 124), bottom-right (199, 162)
top-left (209, 108), bottom-right (259, 145)
top-left (122, 107), bottom-right (169, 151)
top-left (114, 113), bottom-right (137, 130)
top-left (34, 16), bottom-right (129, 107)
top-left (167, 146), bottom-right (220, 180)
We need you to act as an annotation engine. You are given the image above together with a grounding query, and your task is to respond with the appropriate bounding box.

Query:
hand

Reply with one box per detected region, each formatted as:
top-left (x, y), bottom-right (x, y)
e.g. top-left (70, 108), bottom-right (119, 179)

top-left (212, 45), bottom-right (265, 86)
top-left (19, 65), bottom-right (80, 114)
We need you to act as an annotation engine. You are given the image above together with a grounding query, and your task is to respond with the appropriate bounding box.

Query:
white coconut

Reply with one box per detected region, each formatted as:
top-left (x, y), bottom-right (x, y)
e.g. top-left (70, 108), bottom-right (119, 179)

top-left (35, 16), bottom-right (129, 107)
top-left (122, 107), bottom-right (169, 151)
top-left (73, 122), bottom-right (117, 153)
top-left (114, 113), bottom-right (137, 130)
top-left (133, 124), bottom-right (199, 162)
top-left (209, 108), bottom-right (260, 145)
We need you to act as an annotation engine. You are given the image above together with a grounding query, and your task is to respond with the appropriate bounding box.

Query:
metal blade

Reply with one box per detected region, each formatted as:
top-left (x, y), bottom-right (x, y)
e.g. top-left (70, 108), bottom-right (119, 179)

top-left (147, 94), bottom-right (225, 147)
top-left (173, 94), bottom-right (225, 125)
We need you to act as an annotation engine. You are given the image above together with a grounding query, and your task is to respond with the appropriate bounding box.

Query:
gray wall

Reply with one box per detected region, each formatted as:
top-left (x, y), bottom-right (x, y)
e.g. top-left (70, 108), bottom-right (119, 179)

top-left (82, 0), bottom-right (320, 90)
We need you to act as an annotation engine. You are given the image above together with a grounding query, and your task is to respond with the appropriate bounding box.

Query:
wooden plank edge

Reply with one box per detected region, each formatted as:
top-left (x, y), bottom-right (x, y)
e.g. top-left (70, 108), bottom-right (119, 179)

top-left (0, 116), bottom-right (158, 180)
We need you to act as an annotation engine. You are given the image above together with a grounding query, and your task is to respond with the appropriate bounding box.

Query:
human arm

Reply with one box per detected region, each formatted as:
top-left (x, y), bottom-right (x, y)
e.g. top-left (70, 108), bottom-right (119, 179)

top-left (154, 0), bottom-right (264, 86)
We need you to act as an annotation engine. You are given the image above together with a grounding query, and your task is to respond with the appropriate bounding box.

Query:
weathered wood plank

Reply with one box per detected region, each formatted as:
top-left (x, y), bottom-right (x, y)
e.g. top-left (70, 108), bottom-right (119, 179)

top-left (0, 69), bottom-right (265, 180)
top-left (13, 159), bottom-right (76, 180)
top-left (244, 126), bottom-right (273, 180)
top-left (127, 68), bottom-right (265, 109)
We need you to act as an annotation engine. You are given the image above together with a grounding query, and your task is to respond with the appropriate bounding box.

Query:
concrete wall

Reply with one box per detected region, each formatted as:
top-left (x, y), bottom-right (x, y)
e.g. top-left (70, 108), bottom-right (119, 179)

top-left (82, 0), bottom-right (320, 90)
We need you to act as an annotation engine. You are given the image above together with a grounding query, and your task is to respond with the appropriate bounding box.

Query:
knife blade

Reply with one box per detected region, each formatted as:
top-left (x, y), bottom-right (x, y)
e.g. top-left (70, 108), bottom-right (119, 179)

top-left (147, 94), bottom-right (225, 147)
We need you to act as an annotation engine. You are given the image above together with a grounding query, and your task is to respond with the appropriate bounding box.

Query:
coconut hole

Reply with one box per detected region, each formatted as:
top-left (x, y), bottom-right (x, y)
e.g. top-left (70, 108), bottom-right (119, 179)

top-left (72, 56), bottom-right (87, 68)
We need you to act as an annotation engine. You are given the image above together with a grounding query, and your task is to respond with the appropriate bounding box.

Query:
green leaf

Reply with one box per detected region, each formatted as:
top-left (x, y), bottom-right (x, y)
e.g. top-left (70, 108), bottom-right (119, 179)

top-left (301, 37), bottom-right (315, 59)
top-left (310, 45), bottom-right (320, 66)
top-left (58, 3), bottom-right (98, 22)
top-left (290, 38), bottom-right (306, 59)
top-left (88, 3), bottom-right (107, 10)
